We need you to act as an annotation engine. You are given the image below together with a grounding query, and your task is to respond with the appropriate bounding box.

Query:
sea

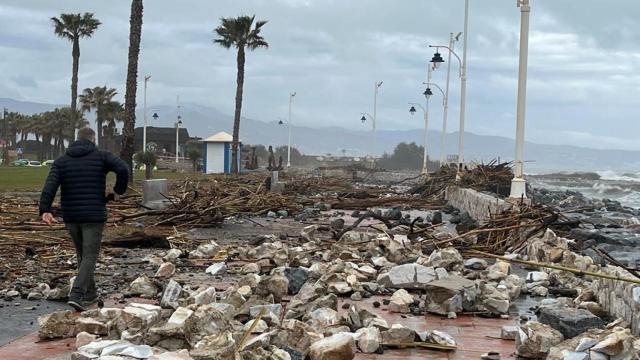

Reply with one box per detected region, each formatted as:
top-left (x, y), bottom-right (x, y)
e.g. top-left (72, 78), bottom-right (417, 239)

top-left (529, 170), bottom-right (640, 209)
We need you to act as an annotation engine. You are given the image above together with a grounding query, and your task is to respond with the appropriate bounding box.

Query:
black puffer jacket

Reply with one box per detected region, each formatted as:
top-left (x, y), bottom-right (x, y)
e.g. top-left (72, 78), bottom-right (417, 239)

top-left (39, 140), bottom-right (129, 223)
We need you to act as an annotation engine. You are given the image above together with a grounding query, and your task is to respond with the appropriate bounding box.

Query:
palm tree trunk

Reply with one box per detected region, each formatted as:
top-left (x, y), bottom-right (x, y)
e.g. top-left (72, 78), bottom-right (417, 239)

top-left (71, 38), bottom-right (80, 126)
top-left (231, 47), bottom-right (245, 174)
top-left (121, 0), bottom-right (144, 183)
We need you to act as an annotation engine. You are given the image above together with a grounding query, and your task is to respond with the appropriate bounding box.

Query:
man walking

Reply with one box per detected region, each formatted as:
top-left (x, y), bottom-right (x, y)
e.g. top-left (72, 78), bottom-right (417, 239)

top-left (39, 127), bottom-right (128, 311)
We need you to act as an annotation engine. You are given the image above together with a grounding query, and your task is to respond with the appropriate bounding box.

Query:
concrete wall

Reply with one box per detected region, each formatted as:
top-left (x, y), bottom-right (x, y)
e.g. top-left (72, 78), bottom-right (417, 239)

top-left (444, 186), bottom-right (513, 223)
top-left (591, 267), bottom-right (640, 335)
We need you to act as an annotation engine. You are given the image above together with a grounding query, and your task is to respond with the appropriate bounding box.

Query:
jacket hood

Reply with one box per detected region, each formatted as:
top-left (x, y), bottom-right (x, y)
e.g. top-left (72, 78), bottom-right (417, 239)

top-left (66, 140), bottom-right (97, 157)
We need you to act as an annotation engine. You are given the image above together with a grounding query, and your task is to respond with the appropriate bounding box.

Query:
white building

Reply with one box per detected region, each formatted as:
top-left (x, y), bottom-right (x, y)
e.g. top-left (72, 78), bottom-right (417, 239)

top-left (202, 131), bottom-right (241, 174)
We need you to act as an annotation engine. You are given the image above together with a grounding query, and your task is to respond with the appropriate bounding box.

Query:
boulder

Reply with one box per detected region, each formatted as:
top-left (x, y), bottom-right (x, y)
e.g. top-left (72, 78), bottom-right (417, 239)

top-left (305, 308), bottom-right (339, 329)
top-left (161, 279), bottom-right (182, 309)
top-left (129, 276), bottom-right (158, 298)
top-left (388, 289), bottom-right (414, 314)
top-left (243, 319), bottom-right (268, 334)
top-left (189, 243), bottom-right (219, 259)
top-left (163, 249), bottom-right (182, 262)
top-left (155, 262), bottom-right (176, 278)
top-left (75, 317), bottom-right (108, 335)
top-left (189, 286), bottom-right (216, 306)
top-left (516, 321), bottom-right (564, 358)
top-left (424, 276), bottom-right (476, 315)
top-left (355, 327), bottom-right (381, 353)
top-left (377, 263), bottom-right (436, 289)
top-left (76, 331), bottom-right (98, 348)
top-left (501, 325), bottom-right (518, 340)
top-left (190, 331), bottom-right (235, 360)
top-left (382, 325), bottom-right (417, 347)
top-left (38, 310), bottom-right (76, 340)
top-left (122, 303), bottom-right (162, 332)
top-left (426, 248), bottom-right (463, 270)
top-left (591, 329), bottom-right (633, 356)
top-left (464, 258), bottom-right (488, 270)
top-left (308, 333), bottom-right (356, 360)
top-left (538, 306), bottom-right (603, 339)
top-left (204, 262), bottom-right (227, 276)
top-left (284, 267), bottom-right (309, 295)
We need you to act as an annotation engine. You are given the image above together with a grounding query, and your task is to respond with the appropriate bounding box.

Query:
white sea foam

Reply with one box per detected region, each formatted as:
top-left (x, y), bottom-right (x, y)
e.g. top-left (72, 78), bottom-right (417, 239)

top-left (596, 170), bottom-right (640, 182)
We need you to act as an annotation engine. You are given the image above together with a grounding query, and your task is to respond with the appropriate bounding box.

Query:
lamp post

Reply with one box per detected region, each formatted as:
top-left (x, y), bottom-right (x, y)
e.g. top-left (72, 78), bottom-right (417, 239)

top-left (430, 41), bottom-right (464, 169)
top-left (438, 32), bottom-right (461, 166)
top-left (287, 92), bottom-right (296, 168)
top-left (175, 117), bottom-right (182, 163)
top-left (360, 81), bottom-right (382, 164)
top-left (143, 75), bottom-right (151, 153)
top-left (411, 70), bottom-right (445, 175)
top-left (510, 0), bottom-right (531, 199)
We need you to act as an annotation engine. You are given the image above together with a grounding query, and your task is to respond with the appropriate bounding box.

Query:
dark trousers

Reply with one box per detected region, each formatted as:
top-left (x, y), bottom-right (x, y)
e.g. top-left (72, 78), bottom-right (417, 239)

top-left (66, 223), bottom-right (104, 301)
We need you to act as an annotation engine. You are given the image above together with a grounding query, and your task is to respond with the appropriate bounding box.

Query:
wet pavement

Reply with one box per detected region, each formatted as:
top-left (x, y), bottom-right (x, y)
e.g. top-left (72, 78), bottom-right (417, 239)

top-left (0, 299), bottom-right (69, 346)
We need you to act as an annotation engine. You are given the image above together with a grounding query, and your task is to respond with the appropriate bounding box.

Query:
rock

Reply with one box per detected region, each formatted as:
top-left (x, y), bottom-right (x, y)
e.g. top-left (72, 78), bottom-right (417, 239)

top-left (76, 331), bottom-right (98, 348)
top-left (155, 262), bottom-right (176, 278)
top-left (429, 330), bottom-right (457, 347)
top-left (562, 352), bottom-right (588, 360)
top-left (485, 260), bottom-right (510, 281)
top-left (205, 262), bottom-right (227, 276)
top-left (577, 301), bottom-right (607, 318)
top-left (526, 271), bottom-right (549, 283)
top-left (431, 211), bottom-right (443, 225)
top-left (250, 304), bottom-right (283, 324)
top-left (239, 274), bottom-right (261, 289)
top-left (129, 276), bottom-right (158, 298)
top-left (277, 210), bottom-right (289, 217)
top-left (426, 248), bottom-right (463, 270)
top-left (184, 304), bottom-right (233, 347)
top-left (538, 306), bottom-right (603, 339)
top-left (284, 267), bottom-right (309, 295)
top-left (591, 330), bottom-right (630, 355)
top-left (270, 349), bottom-right (291, 360)
top-left (161, 279), bottom-right (182, 309)
top-left (388, 289), bottom-right (414, 314)
top-left (501, 325), bottom-right (518, 340)
top-left (243, 319), bottom-right (268, 334)
top-left (189, 242), bottom-right (219, 259)
top-left (306, 308), bottom-right (340, 331)
top-left (122, 303), bottom-right (162, 332)
top-left (149, 349), bottom-right (192, 359)
top-left (382, 325), bottom-right (417, 347)
top-left (75, 317), bottom-right (108, 335)
top-left (190, 286), bottom-right (216, 306)
top-left (191, 331), bottom-right (235, 360)
top-left (38, 310), bottom-right (76, 339)
top-left (378, 263), bottom-right (436, 289)
top-left (464, 258), bottom-right (488, 270)
top-left (267, 211), bottom-right (277, 218)
top-left (163, 249), bottom-right (182, 262)
top-left (267, 275), bottom-right (289, 302)
top-left (355, 327), bottom-right (381, 353)
top-left (240, 263), bottom-right (260, 274)
top-left (530, 286), bottom-right (549, 297)
top-left (515, 321), bottom-right (564, 358)
top-left (328, 281), bottom-right (352, 294)
top-left (5, 290), bottom-right (20, 299)
top-left (424, 276), bottom-right (477, 315)
top-left (238, 286), bottom-right (252, 297)
top-left (27, 291), bottom-right (44, 300)
top-left (479, 283), bottom-right (510, 315)
top-left (573, 337), bottom-right (598, 352)
top-left (308, 333), bottom-right (356, 360)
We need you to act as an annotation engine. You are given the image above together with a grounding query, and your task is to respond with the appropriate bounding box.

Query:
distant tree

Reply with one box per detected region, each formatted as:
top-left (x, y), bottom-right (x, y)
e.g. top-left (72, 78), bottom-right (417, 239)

top-left (188, 149), bottom-right (202, 172)
top-left (51, 13), bottom-right (101, 116)
top-left (121, 0), bottom-right (144, 182)
top-left (79, 86), bottom-right (118, 147)
top-left (274, 145), bottom-right (302, 163)
top-left (378, 142), bottom-right (424, 170)
top-left (134, 151), bottom-right (156, 179)
top-left (214, 15), bottom-right (268, 173)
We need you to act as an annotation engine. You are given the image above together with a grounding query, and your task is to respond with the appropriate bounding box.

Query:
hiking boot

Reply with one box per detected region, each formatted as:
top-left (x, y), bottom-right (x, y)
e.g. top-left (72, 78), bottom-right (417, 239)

top-left (67, 298), bottom-right (86, 312)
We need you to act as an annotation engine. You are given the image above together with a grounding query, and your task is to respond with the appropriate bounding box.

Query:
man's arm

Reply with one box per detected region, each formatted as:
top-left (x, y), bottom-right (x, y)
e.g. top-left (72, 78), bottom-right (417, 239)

top-left (39, 162), bottom-right (61, 217)
top-left (104, 152), bottom-right (129, 195)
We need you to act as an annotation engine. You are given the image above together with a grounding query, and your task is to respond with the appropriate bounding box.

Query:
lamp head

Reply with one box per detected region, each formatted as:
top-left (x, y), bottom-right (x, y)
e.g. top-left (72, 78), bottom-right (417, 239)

top-left (278, 120), bottom-right (284, 125)
top-left (152, 113), bottom-right (159, 120)
top-left (409, 106), bottom-right (417, 115)
top-left (360, 115), bottom-right (367, 123)
top-left (430, 52), bottom-right (444, 69)
top-left (423, 87), bottom-right (433, 98)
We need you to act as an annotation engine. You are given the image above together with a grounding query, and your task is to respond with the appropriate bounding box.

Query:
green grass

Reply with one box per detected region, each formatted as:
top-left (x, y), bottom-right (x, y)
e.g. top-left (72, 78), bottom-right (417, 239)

top-left (0, 166), bottom-right (201, 192)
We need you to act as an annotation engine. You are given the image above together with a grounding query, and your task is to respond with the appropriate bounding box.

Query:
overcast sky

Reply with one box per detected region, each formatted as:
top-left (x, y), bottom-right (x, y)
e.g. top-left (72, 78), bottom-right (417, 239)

top-left (1, 0), bottom-right (639, 150)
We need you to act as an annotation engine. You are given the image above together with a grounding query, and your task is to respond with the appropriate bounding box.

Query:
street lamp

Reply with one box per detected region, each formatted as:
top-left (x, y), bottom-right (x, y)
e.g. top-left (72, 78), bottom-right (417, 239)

top-left (429, 0), bottom-right (469, 171)
top-left (287, 92), bottom-right (296, 168)
top-left (408, 102), bottom-right (429, 175)
top-left (175, 117), bottom-right (182, 163)
top-left (510, 0), bottom-right (531, 200)
top-left (143, 75), bottom-right (151, 153)
top-left (360, 81), bottom-right (382, 164)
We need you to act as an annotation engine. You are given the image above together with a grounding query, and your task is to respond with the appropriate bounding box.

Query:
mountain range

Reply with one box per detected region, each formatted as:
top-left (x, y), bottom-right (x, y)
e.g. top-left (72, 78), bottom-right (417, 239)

top-left (2, 97), bottom-right (639, 172)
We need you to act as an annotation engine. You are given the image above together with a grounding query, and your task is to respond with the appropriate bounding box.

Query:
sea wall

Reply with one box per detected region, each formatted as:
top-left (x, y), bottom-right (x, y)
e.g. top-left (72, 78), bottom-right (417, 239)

top-left (445, 186), bottom-right (513, 223)
top-left (591, 267), bottom-right (640, 335)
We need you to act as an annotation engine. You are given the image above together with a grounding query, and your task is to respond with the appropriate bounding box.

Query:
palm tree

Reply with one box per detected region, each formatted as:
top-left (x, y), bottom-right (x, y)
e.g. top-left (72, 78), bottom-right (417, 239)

top-left (214, 15), bottom-right (268, 173)
top-left (78, 86), bottom-right (117, 147)
top-left (121, 0), bottom-right (144, 181)
top-left (51, 13), bottom-right (101, 115)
